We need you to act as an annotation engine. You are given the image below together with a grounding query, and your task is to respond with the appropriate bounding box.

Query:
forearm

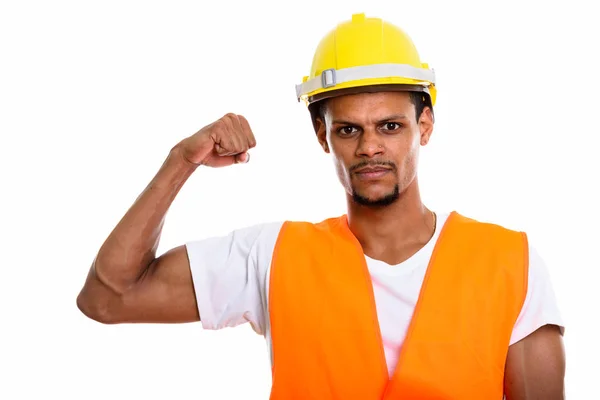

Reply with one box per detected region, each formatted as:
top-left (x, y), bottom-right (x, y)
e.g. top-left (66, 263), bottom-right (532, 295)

top-left (90, 144), bottom-right (197, 294)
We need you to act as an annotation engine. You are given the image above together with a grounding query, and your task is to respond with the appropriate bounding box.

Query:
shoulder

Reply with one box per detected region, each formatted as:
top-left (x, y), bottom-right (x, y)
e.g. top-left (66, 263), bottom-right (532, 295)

top-left (186, 216), bottom-right (346, 255)
top-left (283, 216), bottom-right (346, 229)
top-left (185, 220), bottom-right (286, 259)
top-left (450, 211), bottom-right (524, 235)
top-left (526, 243), bottom-right (556, 293)
top-left (277, 216), bottom-right (347, 243)
top-left (444, 212), bottom-right (528, 256)
top-left (511, 241), bottom-right (565, 343)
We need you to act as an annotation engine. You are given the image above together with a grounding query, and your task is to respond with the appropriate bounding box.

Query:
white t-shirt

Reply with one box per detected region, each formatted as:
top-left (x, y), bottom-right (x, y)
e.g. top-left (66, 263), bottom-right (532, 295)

top-left (185, 212), bottom-right (564, 377)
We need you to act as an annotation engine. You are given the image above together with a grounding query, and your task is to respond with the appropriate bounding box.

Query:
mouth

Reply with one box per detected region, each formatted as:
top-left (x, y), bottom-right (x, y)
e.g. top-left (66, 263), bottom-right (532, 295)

top-left (354, 167), bottom-right (391, 179)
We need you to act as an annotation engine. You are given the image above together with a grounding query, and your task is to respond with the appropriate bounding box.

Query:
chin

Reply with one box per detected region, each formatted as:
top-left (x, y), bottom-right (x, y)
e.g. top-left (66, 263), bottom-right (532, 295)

top-left (351, 185), bottom-right (400, 208)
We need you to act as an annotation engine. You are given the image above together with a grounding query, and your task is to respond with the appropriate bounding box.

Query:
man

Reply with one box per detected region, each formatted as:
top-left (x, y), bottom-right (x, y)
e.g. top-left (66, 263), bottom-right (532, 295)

top-left (77, 13), bottom-right (565, 399)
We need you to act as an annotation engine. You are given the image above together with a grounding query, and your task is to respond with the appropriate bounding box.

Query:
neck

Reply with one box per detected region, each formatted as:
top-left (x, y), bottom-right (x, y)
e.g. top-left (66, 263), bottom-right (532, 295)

top-left (345, 177), bottom-right (435, 265)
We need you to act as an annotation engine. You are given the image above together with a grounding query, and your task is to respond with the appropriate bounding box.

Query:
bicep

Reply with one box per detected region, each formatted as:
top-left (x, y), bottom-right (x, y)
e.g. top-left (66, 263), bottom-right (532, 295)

top-left (113, 222), bottom-right (280, 327)
top-left (117, 245), bottom-right (201, 323)
top-left (504, 324), bottom-right (566, 399)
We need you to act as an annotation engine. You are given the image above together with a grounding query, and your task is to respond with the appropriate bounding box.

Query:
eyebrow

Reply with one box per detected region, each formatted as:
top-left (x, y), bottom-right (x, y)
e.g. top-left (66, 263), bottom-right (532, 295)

top-left (331, 114), bottom-right (408, 125)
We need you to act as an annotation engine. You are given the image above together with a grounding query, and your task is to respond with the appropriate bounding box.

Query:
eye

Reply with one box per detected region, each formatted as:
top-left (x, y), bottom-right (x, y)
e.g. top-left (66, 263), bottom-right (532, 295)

top-left (383, 122), bottom-right (402, 131)
top-left (338, 126), bottom-right (358, 135)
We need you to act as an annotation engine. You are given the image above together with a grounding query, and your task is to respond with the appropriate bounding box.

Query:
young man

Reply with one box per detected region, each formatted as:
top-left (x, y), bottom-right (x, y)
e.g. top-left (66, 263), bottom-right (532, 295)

top-left (77, 13), bottom-right (565, 399)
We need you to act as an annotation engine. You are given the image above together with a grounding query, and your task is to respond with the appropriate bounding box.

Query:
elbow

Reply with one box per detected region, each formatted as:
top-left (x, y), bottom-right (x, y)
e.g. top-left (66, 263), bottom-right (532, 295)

top-left (76, 260), bottom-right (128, 324)
top-left (76, 288), bottom-right (121, 324)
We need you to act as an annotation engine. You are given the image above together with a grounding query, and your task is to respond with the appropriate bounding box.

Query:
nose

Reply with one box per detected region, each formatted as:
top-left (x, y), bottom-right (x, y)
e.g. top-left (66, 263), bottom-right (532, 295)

top-left (356, 128), bottom-right (384, 158)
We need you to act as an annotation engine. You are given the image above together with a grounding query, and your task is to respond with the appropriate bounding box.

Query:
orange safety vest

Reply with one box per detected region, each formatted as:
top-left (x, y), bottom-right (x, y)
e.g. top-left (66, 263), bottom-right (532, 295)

top-left (268, 211), bottom-right (528, 399)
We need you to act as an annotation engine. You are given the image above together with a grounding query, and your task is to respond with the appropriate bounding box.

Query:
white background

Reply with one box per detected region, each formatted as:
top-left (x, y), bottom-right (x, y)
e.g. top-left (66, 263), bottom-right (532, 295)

top-left (1, 0), bottom-right (598, 398)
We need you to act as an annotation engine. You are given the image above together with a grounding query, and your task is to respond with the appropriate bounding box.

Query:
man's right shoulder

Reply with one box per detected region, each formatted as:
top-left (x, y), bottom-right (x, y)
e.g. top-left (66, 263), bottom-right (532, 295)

top-left (185, 220), bottom-right (284, 252)
top-left (190, 216), bottom-right (346, 251)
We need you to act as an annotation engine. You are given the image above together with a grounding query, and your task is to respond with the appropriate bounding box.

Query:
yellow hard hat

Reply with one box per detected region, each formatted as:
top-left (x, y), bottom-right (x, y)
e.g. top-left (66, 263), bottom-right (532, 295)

top-left (296, 13), bottom-right (436, 107)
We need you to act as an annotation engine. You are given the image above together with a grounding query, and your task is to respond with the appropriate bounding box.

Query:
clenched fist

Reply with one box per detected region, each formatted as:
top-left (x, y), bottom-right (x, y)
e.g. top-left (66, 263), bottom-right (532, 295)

top-left (179, 113), bottom-right (257, 168)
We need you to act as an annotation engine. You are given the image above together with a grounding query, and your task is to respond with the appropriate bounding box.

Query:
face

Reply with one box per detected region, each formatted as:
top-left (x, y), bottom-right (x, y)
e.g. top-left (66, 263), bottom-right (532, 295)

top-left (316, 91), bottom-right (434, 208)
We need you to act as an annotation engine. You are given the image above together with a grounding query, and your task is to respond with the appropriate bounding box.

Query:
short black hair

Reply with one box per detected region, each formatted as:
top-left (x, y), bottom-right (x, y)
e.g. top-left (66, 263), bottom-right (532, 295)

top-left (308, 91), bottom-right (434, 132)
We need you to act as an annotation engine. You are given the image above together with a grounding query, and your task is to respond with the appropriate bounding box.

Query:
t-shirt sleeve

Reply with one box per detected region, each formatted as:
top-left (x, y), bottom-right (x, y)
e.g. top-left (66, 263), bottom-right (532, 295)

top-left (509, 242), bottom-right (565, 345)
top-left (185, 221), bottom-right (283, 335)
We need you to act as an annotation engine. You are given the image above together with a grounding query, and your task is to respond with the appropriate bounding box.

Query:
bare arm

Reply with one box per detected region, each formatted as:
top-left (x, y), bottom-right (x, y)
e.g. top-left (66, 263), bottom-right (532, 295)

top-left (76, 146), bottom-right (200, 324)
top-left (504, 324), bottom-right (566, 399)
top-left (76, 114), bottom-right (256, 324)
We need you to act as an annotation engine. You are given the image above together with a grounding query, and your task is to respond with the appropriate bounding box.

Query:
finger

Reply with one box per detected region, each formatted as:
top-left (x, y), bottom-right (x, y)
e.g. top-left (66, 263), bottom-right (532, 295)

top-left (212, 115), bottom-right (235, 156)
top-left (230, 114), bottom-right (249, 153)
top-left (235, 151), bottom-right (250, 164)
top-left (212, 119), bottom-right (234, 156)
top-left (204, 153), bottom-right (237, 168)
top-left (223, 113), bottom-right (244, 154)
top-left (237, 115), bottom-right (256, 149)
top-left (215, 143), bottom-right (228, 155)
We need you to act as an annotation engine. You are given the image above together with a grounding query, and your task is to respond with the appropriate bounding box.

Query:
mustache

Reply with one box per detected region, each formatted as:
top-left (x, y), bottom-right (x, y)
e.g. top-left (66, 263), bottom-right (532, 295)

top-left (350, 160), bottom-right (397, 173)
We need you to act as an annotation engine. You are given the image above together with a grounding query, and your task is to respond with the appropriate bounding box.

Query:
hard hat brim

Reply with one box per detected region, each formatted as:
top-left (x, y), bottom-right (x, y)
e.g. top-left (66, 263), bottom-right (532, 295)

top-left (307, 83), bottom-right (432, 105)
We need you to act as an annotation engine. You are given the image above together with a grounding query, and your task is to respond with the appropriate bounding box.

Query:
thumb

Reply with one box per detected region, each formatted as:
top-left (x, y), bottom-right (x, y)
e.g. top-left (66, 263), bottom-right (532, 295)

top-left (235, 152), bottom-right (250, 164)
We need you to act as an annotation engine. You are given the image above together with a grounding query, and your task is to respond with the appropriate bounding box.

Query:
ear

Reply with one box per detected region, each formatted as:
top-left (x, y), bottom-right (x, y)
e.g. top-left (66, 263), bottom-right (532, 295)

top-left (419, 107), bottom-right (434, 146)
top-left (315, 117), bottom-right (330, 153)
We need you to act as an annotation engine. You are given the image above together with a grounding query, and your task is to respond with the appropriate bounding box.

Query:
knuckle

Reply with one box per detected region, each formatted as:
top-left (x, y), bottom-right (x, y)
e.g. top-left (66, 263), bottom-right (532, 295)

top-left (223, 112), bottom-right (237, 122)
top-left (215, 119), bottom-right (235, 136)
top-left (239, 115), bottom-right (251, 130)
top-left (212, 119), bottom-right (226, 131)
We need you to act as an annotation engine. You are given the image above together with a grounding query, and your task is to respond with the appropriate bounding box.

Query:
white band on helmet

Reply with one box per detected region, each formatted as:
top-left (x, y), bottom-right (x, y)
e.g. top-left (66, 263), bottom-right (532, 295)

top-left (295, 63), bottom-right (436, 101)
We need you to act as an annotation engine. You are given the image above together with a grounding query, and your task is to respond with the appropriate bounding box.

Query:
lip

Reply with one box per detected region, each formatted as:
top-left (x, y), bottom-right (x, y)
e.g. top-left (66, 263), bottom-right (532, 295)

top-left (355, 167), bottom-right (390, 173)
top-left (354, 167), bottom-right (391, 179)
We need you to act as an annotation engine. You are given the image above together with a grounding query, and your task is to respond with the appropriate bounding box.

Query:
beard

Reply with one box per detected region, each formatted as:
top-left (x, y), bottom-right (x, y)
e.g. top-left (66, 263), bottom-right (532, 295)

top-left (347, 160), bottom-right (400, 208)
top-left (352, 183), bottom-right (400, 208)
